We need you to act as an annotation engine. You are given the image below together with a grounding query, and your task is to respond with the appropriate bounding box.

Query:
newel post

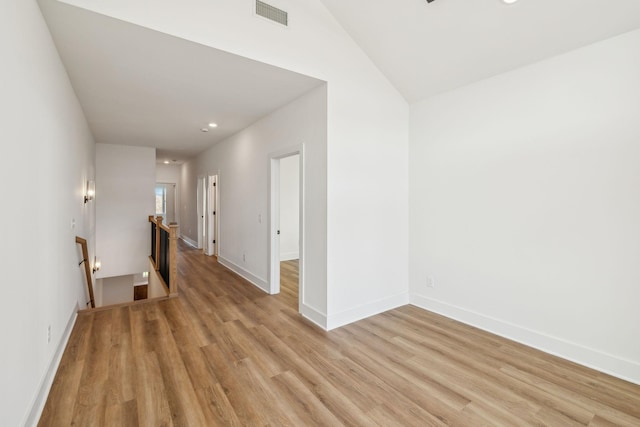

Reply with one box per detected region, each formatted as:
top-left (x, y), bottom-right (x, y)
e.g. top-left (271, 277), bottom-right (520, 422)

top-left (169, 222), bottom-right (179, 296)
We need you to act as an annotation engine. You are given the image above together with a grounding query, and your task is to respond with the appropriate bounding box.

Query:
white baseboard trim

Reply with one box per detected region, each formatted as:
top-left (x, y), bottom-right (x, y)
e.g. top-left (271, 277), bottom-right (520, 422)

top-left (410, 294), bottom-right (640, 385)
top-left (300, 303), bottom-right (328, 330)
top-left (326, 292), bottom-right (409, 331)
top-left (24, 305), bottom-right (79, 427)
top-left (180, 235), bottom-right (198, 248)
top-left (280, 252), bottom-right (299, 262)
top-left (218, 256), bottom-right (269, 294)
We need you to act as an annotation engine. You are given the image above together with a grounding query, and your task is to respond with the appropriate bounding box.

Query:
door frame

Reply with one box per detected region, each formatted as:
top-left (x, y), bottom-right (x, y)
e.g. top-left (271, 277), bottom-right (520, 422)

top-left (197, 176), bottom-right (206, 250)
top-left (206, 174), bottom-right (219, 256)
top-left (268, 145), bottom-right (304, 310)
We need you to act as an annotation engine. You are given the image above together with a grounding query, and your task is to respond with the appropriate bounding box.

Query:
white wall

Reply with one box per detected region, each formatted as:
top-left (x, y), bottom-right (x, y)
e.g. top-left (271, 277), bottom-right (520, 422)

top-left (58, 0), bottom-right (410, 330)
top-left (156, 163), bottom-right (181, 183)
top-left (409, 29), bottom-right (640, 384)
top-left (94, 278), bottom-right (103, 307)
top-left (179, 161), bottom-right (197, 245)
top-left (183, 86), bottom-right (328, 321)
top-left (148, 259), bottom-right (168, 299)
top-left (96, 144), bottom-right (155, 279)
top-left (101, 275), bottom-right (134, 306)
top-left (279, 154), bottom-right (300, 261)
top-left (164, 184), bottom-right (176, 223)
top-left (0, 1), bottom-right (95, 425)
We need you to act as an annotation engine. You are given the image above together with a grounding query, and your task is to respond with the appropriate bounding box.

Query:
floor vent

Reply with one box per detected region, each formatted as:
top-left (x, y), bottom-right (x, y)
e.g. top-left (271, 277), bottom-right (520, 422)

top-left (256, 0), bottom-right (288, 26)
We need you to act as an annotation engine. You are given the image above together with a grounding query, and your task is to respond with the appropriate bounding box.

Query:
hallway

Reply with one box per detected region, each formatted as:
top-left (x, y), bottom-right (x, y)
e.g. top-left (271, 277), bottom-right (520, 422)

top-left (38, 242), bottom-right (640, 426)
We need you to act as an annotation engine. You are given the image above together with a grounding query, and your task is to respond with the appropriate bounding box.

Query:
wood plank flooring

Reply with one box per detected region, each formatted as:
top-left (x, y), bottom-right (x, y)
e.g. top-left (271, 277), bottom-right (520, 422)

top-left (39, 241), bottom-right (640, 426)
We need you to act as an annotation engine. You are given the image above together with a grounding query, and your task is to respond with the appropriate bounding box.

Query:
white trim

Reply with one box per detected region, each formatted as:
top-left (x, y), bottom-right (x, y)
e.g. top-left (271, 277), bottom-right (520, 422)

top-left (213, 173), bottom-right (220, 257)
top-left (205, 176), bottom-right (213, 255)
top-left (410, 294), bottom-right (640, 386)
top-left (180, 235), bottom-right (198, 248)
top-left (269, 157), bottom-right (281, 294)
top-left (280, 252), bottom-right (299, 261)
top-left (300, 303), bottom-right (327, 330)
top-left (218, 256), bottom-right (269, 294)
top-left (205, 174), bottom-right (219, 257)
top-left (24, 306), bottom-right (78, 427)
top-left (326, 292), bottom-right (409, 331)
top-left (196, 176), bottom-right (206, 250)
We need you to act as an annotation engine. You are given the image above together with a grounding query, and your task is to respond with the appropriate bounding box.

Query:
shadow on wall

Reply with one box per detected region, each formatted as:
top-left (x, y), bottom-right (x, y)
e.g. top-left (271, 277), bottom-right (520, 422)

top-left (94, 271), bottom-right (154, 306)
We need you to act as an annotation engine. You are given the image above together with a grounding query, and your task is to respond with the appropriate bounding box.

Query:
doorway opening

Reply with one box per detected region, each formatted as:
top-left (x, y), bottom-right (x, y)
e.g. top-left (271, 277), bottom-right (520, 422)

top-left (269, 146), bottom-right (304, 312)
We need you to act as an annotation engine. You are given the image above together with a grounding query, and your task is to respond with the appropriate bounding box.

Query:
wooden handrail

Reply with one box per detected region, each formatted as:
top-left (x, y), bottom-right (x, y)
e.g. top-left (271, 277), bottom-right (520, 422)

top-left (149, 216), bottom-right (162, 271)
top-left (75, 236), bottom-right (95, 309)
top-left (148, 215), bottom-right (179, 296)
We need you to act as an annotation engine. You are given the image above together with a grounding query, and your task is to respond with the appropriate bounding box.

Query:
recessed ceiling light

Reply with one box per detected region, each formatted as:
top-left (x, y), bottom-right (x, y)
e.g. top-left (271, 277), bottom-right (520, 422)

top-left (209, 123), bottom-right (218, 128)
top-left (503, 0), bottom-right (519, 4)
top-left (164, 160), bottom-right (170, 164)
top-left (201, 128), bottom-right (209, 132)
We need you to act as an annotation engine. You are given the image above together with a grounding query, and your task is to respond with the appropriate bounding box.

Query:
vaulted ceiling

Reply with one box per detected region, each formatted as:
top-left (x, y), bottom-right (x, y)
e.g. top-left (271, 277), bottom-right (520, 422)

top-left (38, 0), bottom-right (640, 161)
top-left (319, 0), bottom-right (640, 101)
top-left (38, 0), bottom-right (324, 163)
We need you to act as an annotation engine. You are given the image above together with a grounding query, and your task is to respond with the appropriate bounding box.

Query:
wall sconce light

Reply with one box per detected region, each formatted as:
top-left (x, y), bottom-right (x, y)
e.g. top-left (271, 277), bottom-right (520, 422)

top-left (92, 256), bottom-right (101, 274)
top-left (84, 180), bottom-right (95, 204)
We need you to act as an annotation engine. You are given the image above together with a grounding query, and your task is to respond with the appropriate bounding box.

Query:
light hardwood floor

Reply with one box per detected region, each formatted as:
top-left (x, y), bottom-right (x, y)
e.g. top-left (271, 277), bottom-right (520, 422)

top-left (39, 241), bottom-right (640, 426)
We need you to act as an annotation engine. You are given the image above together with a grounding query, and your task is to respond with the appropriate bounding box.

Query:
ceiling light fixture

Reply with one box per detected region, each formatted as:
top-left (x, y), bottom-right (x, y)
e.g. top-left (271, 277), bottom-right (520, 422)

top-left (164, 160), bottom-right (170, 164)
top-left (503, 0), bottom-right (519, 4)
top-left (209, 123), bottom-right (218, 128)
top-left (201, 128), bottom-right (209, 132)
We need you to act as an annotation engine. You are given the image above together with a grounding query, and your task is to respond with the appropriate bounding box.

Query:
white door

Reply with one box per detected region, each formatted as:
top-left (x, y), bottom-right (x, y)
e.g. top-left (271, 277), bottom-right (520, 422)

top-left (206, 175), bottom-right (218, 256)
top-left (197, 176), bottom-right (206, 249)
top-left (270, 160), bottom-right (281, 292)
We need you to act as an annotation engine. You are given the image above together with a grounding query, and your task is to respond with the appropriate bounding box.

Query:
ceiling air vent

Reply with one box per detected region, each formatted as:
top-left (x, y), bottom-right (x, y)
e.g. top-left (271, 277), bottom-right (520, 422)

top-left (256, 0), bottom-right (288, 26)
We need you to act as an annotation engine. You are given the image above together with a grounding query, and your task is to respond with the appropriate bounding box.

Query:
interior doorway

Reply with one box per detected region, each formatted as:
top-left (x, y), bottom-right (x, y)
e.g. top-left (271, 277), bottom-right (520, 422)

top-left (269, 146), bottom-right (303, 312)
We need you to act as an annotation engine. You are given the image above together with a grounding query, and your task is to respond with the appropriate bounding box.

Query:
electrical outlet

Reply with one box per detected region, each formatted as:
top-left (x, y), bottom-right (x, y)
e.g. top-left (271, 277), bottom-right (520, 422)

top-left (47, 325), bottom-right (51, 343)
top-left (427, 276), bottom-right (435, 288)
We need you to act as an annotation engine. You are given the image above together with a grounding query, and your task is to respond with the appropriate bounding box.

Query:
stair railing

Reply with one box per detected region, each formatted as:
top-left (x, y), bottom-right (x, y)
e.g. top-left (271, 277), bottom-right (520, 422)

top-left (75, 236), bottom-right (96, 308)
top-left (148, 215), bottom-right (179, 296)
